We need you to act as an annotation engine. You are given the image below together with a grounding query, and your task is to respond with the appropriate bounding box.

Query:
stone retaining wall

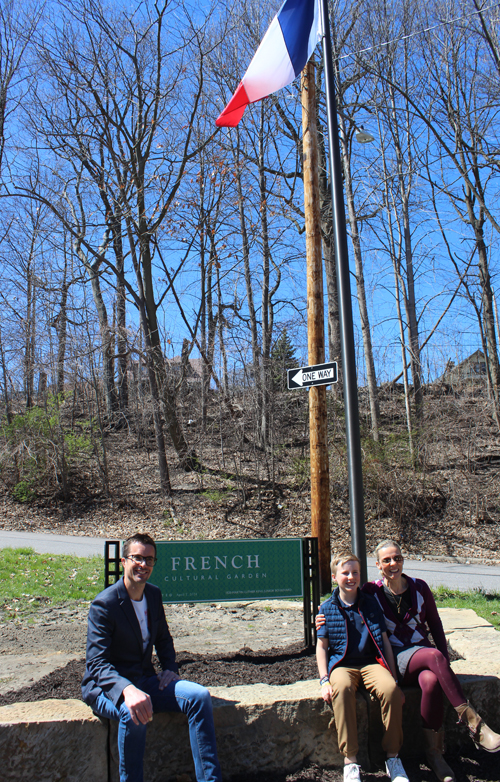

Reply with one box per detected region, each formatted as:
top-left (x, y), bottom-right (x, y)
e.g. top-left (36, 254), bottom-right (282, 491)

top-left (0, 700), bottom-right (107, 781)
top-left (1, 674), bottom-right (499, 782)
top-left (2, 610), bottom-right (499, 781)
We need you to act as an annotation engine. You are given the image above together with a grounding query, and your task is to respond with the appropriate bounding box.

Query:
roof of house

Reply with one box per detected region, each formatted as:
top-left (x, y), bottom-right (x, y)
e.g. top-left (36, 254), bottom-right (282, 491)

top-left (166, 356), bottom-right (204, 378)
top-left (440, 349), bottom-right (486, 381)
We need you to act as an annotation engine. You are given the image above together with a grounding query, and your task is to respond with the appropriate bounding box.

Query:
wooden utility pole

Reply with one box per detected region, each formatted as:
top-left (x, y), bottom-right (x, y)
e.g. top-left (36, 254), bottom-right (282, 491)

top-left (301, 61), bottom-right (331, 594)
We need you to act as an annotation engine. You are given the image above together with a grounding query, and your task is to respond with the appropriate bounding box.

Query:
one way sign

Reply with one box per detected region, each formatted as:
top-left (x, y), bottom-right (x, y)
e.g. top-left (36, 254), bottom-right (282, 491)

top-left (287, 361), bottom-right (338, 389)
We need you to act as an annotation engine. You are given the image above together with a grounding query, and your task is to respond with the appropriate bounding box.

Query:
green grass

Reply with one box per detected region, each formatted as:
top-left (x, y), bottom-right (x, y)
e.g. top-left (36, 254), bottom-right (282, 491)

top-left (0, 547), bottom-right (103, 622)
top-left (432, 586), bottom-right (500, 630)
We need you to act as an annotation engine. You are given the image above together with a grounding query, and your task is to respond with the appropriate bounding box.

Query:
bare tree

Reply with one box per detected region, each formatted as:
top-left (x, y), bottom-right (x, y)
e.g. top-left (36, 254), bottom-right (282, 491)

top-left (354, 0), bottom-right (431, 445)
top-left (0, 0), bottom-right (41, 176)
top-left (17, 0), bottom-right (225, 472)
top-left (419, 0), bottom-right (500, 406)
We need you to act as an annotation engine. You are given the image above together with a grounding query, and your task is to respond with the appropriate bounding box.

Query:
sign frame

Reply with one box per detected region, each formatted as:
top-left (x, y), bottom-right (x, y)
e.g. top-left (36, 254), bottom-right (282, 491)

top-left (104, 537), bottom-right (320, 648)
top-left (287, 361), bottom-right (338, 389)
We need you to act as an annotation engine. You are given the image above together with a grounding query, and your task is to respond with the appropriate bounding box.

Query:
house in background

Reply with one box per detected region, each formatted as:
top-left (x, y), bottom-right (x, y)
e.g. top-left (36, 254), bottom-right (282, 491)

top-left (166, 355), bottom-right (204, 384)
top-left (440, 349), bottom-right (486, 383)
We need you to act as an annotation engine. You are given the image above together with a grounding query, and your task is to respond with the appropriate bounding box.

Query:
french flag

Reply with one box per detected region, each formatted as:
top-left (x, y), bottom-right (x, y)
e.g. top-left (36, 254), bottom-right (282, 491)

top-left (216, 0), bottom-right (322, 128)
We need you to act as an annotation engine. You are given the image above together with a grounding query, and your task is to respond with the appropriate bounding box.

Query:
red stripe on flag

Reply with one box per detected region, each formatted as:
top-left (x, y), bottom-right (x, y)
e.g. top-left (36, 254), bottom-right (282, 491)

top-left (216, 83), bottom-right (251, 127)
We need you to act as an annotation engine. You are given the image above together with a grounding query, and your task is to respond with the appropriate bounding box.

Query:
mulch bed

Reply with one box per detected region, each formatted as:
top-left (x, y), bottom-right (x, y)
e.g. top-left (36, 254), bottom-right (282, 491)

top-left (258, 755), bottom-right (500, 782)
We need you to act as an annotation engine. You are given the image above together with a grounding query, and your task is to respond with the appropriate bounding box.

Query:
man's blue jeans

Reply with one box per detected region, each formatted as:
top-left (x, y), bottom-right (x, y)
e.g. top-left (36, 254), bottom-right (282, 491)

top-left (93, 677), bottom-right (222, 782)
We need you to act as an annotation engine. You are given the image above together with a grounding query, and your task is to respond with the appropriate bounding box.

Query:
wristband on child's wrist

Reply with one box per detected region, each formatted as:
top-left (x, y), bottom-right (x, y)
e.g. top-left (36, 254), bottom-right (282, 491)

top-left (319, 675), bottom-right (329, 686)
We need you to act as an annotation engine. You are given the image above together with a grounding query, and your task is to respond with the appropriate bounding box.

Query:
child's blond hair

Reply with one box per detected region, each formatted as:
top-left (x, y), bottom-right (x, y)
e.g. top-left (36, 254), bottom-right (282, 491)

top-left (331, 552), bottom-right (361, 572)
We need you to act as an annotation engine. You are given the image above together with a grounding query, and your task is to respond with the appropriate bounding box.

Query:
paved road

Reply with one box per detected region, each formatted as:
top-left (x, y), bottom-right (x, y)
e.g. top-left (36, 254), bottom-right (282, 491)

top-left (366, 558), bottom-right (500, 592)
top-left (0, 530), bottom-right (107, 558)
top-left (1, 530), bottom-right (500, 592)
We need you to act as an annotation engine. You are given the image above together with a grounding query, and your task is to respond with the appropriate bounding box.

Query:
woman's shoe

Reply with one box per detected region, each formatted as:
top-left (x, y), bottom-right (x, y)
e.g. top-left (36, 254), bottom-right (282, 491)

top-left (422, 728), bottom-right (455, 782)
top-left (455, 702), bottom-right (500, 752)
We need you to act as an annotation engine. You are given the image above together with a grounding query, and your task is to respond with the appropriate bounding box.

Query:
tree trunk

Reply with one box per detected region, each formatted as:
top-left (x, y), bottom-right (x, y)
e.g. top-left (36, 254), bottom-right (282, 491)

top-left (135, 301), bottom-right (171, 494)
top-left (338, 117), bottom-right (380, 442)
top-left (87, 263), bottom-right (117, 418)
top-left (401, 202), bottom-right (423, 427)
top-left (258, 108), bottom-right (272, 450)
top-left (131, 212), bottom-right (195, 469)
top-left (388, 86), bottom-right (423, 430)
top-left (234, 133), bottom-right (263, 444)
top-left (199, 198), bottom-right (208, 431)
top-left (55, 281), bottom-right (69, 397)
top-left (25, 269), bottom-right (35, 409)
top-left (0, 325), bottom-right (12, 424)
top-left (112, 209), bottom-right (129, 413)
top-left (75, 238), bottom-right (118, 418)
top-left (216, 264), bottom-right (229, 395)
top-left (465, 194), bottom-right (500, 401)
top-left (24, 229), bottom-right (38, 409)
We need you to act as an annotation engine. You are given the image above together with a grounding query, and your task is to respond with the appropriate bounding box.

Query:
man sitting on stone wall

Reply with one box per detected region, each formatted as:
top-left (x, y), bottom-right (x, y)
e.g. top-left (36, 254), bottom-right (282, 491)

top-left (82, 532), bottom-right (222, 782)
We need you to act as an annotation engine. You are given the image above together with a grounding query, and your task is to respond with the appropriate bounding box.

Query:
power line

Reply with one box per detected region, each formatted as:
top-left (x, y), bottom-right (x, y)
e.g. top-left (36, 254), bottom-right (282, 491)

top-left (338, 2), bottom-right (500, 62)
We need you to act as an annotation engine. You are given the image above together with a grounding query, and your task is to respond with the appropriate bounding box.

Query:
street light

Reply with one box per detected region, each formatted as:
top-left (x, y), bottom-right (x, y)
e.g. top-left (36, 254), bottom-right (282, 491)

top-left (336, 109), bottom-right (376, 146)
top-left (355, 127), bottom-right (375, 144)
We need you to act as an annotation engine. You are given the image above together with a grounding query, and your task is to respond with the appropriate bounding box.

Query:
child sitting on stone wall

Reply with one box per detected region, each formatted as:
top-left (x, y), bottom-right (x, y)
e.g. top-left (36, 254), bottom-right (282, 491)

top-left (316, 552), bottom-right (407, 782)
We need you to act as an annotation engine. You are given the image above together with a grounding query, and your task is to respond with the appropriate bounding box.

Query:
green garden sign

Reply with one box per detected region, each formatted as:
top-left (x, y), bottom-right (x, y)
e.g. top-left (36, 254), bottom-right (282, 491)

top-left (148, 537), bottom-right (304, 603)
top-left (104, 537), bottom-right (318, 646)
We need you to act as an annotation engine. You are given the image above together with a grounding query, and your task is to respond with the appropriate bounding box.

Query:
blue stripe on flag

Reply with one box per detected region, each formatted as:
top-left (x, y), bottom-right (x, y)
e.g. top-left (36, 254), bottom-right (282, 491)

top-left (278, 0), bottom-right (316, 77)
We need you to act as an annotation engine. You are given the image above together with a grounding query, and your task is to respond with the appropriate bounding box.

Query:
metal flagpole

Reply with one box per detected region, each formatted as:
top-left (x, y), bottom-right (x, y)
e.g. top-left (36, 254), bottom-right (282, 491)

top-left (319, 0), bottom-right (367, 583)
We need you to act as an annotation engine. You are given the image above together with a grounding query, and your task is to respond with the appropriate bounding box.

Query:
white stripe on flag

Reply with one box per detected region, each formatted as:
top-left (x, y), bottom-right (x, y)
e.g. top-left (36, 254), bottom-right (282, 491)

top-left (242, 17), bottom-right (295, 103)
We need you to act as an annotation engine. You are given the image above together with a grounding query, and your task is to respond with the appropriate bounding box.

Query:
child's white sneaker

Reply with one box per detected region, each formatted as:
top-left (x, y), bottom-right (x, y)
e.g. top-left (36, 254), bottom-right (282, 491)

top-left (344, 763), bottom-right (362, 782)
top-left (385, 756), bottom-right (409, 782)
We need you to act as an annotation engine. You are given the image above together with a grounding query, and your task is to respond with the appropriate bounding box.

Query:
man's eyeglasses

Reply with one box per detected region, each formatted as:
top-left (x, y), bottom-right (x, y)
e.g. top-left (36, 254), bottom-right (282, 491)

top-left (125, 555), bottom-right (157, 567)
top-left (380, 555), bottom-right (404, 564)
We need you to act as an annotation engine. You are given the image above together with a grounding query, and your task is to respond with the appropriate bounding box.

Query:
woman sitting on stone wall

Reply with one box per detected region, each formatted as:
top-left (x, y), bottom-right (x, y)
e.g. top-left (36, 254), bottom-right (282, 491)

top-left (316, 539), bottom-right (500, 782)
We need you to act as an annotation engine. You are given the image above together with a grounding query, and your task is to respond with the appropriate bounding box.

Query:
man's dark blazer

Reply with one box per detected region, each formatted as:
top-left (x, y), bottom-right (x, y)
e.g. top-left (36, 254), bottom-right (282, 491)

top-left (81, 578), bottom-right (178, 707)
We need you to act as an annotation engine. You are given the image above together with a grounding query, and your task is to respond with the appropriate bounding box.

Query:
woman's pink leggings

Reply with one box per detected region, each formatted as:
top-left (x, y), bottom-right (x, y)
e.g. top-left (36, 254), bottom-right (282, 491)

top-left (402, 647), bottom-right (466, 730)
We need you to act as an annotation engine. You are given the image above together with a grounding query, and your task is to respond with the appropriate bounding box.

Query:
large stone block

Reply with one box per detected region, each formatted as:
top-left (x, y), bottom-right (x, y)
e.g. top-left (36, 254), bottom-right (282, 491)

top-left (104, 675), bottom-right (500, 781)
top-left (3, 606), bottom-right (500, 782)
top-left (209, 681), bottom-right (353, 775)
top-left (107, 681), bottom-right (369, 781)
top-left (0, 699), bottom-right (107, 782)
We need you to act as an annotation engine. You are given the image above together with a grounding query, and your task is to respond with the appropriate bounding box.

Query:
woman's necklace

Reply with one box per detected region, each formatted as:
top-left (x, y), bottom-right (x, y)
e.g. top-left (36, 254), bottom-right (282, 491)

top-left (390, 591), bottom-right (403, 612)
top-left (385, 579), bottom-right (407, 614)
